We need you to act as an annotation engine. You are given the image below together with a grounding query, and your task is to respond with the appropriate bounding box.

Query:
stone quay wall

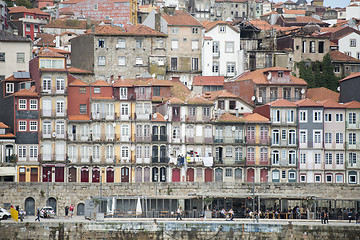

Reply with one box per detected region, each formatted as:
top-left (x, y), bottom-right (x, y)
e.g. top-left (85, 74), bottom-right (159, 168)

top-left (1, 221), bottom-right (360, 240)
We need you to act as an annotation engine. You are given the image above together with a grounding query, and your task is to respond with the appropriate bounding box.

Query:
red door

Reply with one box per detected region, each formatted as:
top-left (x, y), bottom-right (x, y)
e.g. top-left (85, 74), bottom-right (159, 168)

top-left (260, 169), bottom-right (268, 183)
top-left (205, 168), bottom-right (213, 182)
top-left (107, 168), bottom-right (114, 182)
top-left (121, 167), bottom-right (129, 182)
top-left (172, 168), bottom-right (180, 182)
top-left (81, 168), bottom-right (89, 182)
top-left (43, 167), bottom-right (52, 182)
top-left (30, 168), bottom-right (38, 182)
top-left (247, 169), bottom-right (255, 182)
top-left (92, 168), bottom-right (100, 182)
top-left (55, 167), bottom-right (64, 182)
top-left (186, 168), bottom-right (194, 182)
top-left (68, 167), bottom-right (77, 182)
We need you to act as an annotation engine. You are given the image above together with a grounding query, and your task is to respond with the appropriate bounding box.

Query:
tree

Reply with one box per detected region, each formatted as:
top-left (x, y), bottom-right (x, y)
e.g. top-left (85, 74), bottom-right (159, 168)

top-left (15, 0), bottom-right (33, 8)
top-left (5, 0), bottom-right (13, 7)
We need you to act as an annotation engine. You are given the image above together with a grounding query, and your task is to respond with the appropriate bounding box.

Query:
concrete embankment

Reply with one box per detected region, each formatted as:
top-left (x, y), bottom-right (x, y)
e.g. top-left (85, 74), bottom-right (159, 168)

top-left (1, 220), bottom-right (360, 240)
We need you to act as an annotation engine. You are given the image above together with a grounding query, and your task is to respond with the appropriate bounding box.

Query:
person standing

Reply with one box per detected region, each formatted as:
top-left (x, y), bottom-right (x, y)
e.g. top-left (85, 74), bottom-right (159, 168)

top-left (69, 204), bottom-right (74, 218)
top-left (321, 210), bottom-right (325, 224)
top-left (349, 210), bottom-right (353, 223)
top-left (355, 211), bottom-right (360, 224)
top-left (176, 206), bottom-right (182, 220)
top-left (35, 208), bottom-right (40, 222)
top-left (324, 211), bottom-right (329, 224)
top-left (228, 209), bottom-right (234, 221)
top-left (65, 206), bottom-right (69, 219)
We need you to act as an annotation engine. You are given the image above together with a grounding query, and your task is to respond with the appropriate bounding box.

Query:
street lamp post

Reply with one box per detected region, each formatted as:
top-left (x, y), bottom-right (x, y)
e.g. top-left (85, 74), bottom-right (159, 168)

top-left (155, 174), bottom-right (158, 196)
top-left (252, 175), bottom-right (255, 223)
top-left (47, 171), bottom-right (50, 205)
top-left (100, 173), bottom-right (102, 213)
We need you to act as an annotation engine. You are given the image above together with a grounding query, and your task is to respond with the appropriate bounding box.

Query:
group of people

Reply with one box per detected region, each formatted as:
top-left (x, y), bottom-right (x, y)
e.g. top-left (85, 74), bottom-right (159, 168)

top-left (220, 208), bottom-right (234, 221)
top-left (65, 204), bottom-right (75, 219)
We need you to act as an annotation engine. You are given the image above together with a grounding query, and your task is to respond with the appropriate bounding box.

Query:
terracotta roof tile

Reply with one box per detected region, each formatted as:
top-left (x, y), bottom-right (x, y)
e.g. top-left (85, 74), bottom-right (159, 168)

top-left (339, 72), bottom-right (360, 82)
top-left (284, 9), bottom-right (306, 15)
top-left (67, 67), bottom-right (92, 74)
top-left (152, 112), bottom-right (166, 121)
top-left (9, 6), bottom-right (50, 15)
top-left (4, 74), bottom-right (31, 82)
top-left (344, 101), bottom-right (360, 108)
top-left (68, 115), bottom-right (90, 121)
top-left (167, 97), bottom-right (185, 104)
top-left (185, 95), bottom-right (213, 105)
top-left (91, 80), bottom-right (111, 86)
top-left (217, 112), bottom-right (244, 122)
top-left (34, 33), bottom-right (56, 47)
top-left (296, 98), bottom-right (323, 107)
top-left (193, 76), bottom-right (224, 86)
top-left (162, 10), bottom-right (202, 26)
top-left (242, 113), bottom-right (269, 123)
top-left (307, 87), bottom-right (339, 102)
top-left (0, 122), bottom-right (10, 128)
top-left (38, 48), bottom-right (64, 58)
top-left (287, 16), bottom-right (327, 24)
top-left (126, 25), bottom-right (166, 37)
top-left (34, 47), bottom-right (71, 54)
top-left (14, 89), bottom-right (38, 97)
top-left (69, 79), bottom-right (89, 86)
top-left (318, 99), bottom-right (345, 108)
top-left (330, 50), bottom-right (360, 62)
top-left (205, 90), bottom-right (239, 101)
top-left (170, 80), bottom-right (191, 101)
top-left (146, 78), bottom-right (173, 86)
top-left (267, 99), bottom-right (297, 107)
top-left (249, 19), bottom-right (272, 30)
top-left (202, 21), bottom-right (239, 33)
top-left (91, 96), bottom-right (113, 100)
top-left (113, 78), bottom-right (135, 87)
top-left (0, 133), bottom-right (15, 138)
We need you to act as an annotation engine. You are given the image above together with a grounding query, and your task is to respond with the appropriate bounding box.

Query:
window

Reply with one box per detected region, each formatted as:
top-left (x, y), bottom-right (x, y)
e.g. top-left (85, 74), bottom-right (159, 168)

top-left (189, 107), bottom-right (196, 116)
top-left (98, 56), bottom-right (105, 66)
top-left (349, 132), bottom-right (356, 145)
top-left (0, 52), bottom-right (5, 61)
top-left (318, 41), bottom-right (324, 53)
top-left (225, 168), bottom-right (233, 177)
top-left (117, 39), bottom-right (125, 48)
top-left (226, 147), bottom-right (233, 157)
top-left (30, 121), bottom-right (37, 131)
top-left (325, 113), bottom-right (332, 122)
top-left (94, 3), bottom-right (98, 9)
top-left (336, 174), bottom-right (343, 183)
top-left (272, 171), bottom-right (279, 180)
top-left (281, 129), bottom-right (287, 140)
top-left (192, 27), bottom-right (198, 34)
top-left (136, 39), bottom-right (142, 48)
top-left (42, 77), bottom-right (51, 92)
top-left (349, 152), bottom-right (357, 164)
top-left (225, 41), bottom-right (234, 53)
top-left (300, 130), bottom-right (307, 144)
top-left (315, 175), bottom-right (321, 182)
top-left (313, 110), bottom-right (322, 122)
top-left (171, 27), bottom-right (179, 34)
top-left (289, 172), bottom-right (296, 180)
top-left (56, 78), bottom-right (65, 92)
top-left (191, 40), bottom-right (199, 50)
top-left (300, 153), bottom-right (306, 164)
top-left (336, 113), bottom-right (343, 122)
top-left (324, 132), bottom-right (332, 144)
top-left (56, 121), bottom-right (65, 135)
top-left (235, 147), bottom-right (243, 162)
top-left (56, 101), bottom-right (64, 114)
top-left (310, 41), bottom-right (315, 53)
top-left (157, 39), bottom-right (164, 48)
top-left (136, 57), bottom-right (143, 65)
top-left (192, 58), bottom-right (199, 71)
top-left (272, 129), bottom-right (279, 145)
top-left (282, 171), bottom-right (286, 179)
top-left (226, 62), bottom-right (235, 74)
top-left (289, 150), bottom-right (296, 165)
top-left (213, 41), bottom-right (219, 54)
top-left (80, 104), bottom-right (87, 114)
top-left (334, 65), bottom-right (340, 73)
top-left (247, 147), bottom-right (255, 162)
top-left (336, 153), bottom-right (344, 165)
top-left (349, 175), bottom-right (357, 184)
top-left (349, 112), bottom-right (356, 124)
top-left (79, 87), bottom-right (86, 93)
top-left (219, 26), bottom-right (226, 32)
top-left (26, 24), bottom-right (30, 31)
top-left (6, 83), bottom-right (14, 94)
top-left (350, 39), bottom-right (356, 47)
top-left (300, 175), bottom-right (306, 182)
top-left (19, 121), bottom-right (26, 131)
top-left (314, 131), bottom-right (322, 144)
top-left (272, 150), bottom-right (279, 165)
top-left (345, 52), bottom-right (351, 56)
top-left (17, 52), bottom-right (25, 63)
top-left (39, 59), bottom-right (64, 68)
top-left (30, 146), bottom-right (38, 158)
top-left (121, 104), bottom-right (129, 116)
top-left (171, 57), bottom-right (177, 70)
top-left (30, 99), bottom-right (38, 110)
top-left (278, 71), bottom-right (284, 78)
top-left (325, 153), bottom-right (332, 164)
top-left (202, 107), bottom-right (209, 117)
top-left (18, 146), bottom-right (26, 158)
top-left (171, 39), bottom-right (178, 49)
top-left (299, 110), bottom-right (307, 122)
top-left (19, 99), bottom-right (27, 110)
top-left (34, 25), bottom-right (39, 32)
top-left (94, 87), bottom-right (101, 94)
top-left (98, 39), bottom-right (105, 48)
top-left (118, 56), bottom-right (126, 66)
top-left (212, 62), bottom-right (219, 73)
top-left (287, 110), bottom-right (294, 123)
top-left (314, 153), bottom-right (321, 164)
top-left (336, 132), bottom-right (343, 144)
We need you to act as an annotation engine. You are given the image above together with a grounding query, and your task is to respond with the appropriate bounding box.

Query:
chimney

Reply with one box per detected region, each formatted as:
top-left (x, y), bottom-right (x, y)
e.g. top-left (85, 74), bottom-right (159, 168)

top-left (164, 6), bottom-right (175, 15)
top-left (171, 76), bottom-right (180, 82)
top-left (235, 108), bottom-right (239, 117)
top-left (155, 13), bottom-right (161, 32)
top-left (86, 16), bottom-right (91, 29)
top-left (55, 35), bottom-right (60, 48)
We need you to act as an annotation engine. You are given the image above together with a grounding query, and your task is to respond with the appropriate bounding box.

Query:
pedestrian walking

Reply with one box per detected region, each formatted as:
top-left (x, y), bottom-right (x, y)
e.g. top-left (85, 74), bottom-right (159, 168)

top-left (65, 206), bottom-right (69, 219)
top-left (176, 206), bottom-right (182, 220)
top-left (35, 208), bottom-right (40, 222)
top-left (324, 211), bottom-right (329, 224)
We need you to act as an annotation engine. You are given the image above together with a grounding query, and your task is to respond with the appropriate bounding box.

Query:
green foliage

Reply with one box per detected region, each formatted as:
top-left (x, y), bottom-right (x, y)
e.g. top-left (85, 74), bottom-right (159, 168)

top-left (15, 0), bottom-right (33, 8)
top-left (5, 0), bottom-right (13, 7)
top-left (295, 53), bottom-right (340, 91)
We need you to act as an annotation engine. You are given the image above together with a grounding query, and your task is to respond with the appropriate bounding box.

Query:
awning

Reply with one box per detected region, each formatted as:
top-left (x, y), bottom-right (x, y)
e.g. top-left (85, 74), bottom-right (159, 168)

top-left (0, 167), bottom-right (16, 176)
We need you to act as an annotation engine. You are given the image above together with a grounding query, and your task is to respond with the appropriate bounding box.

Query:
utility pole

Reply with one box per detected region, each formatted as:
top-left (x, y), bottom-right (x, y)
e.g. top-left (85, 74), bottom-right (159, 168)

top-left (100, 173), bottom-right (102, 213)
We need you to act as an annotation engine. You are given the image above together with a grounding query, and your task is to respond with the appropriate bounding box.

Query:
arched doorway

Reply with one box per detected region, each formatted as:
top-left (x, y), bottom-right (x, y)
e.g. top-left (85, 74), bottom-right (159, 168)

top-left (106, 167), bottom-right (114, 183)
top-left (25, 197), bottom-right (35, 215)
top-left (172, 168), bottom-right (180, 182)
top-left (92, 167), bottom-right (100, 183)
top-left (144, 167), bottom-right (150, 182)
top-left (135, 167), bottom-right (142, 182)
top-left (215, 168), bottom-right (223, 182)
top-left (47, 197), bottom-right (57, 214)
top-left (121, 167), bottom-right (129, 182)
top-left (77, 203), bottom-right (85, 216)
top-left (68, 167), bottom-right (77, 182)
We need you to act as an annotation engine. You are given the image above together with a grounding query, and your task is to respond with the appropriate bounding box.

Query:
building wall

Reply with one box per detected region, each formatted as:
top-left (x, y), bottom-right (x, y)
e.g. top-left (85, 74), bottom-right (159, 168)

top-left (70, 34), bottom-right (95, 73)
top-left (339, 77), bottom-right (360, 103)
top-left (0, 41), bottom-right (32, 78)
top-left (338, 32), bottom-right (360, 59)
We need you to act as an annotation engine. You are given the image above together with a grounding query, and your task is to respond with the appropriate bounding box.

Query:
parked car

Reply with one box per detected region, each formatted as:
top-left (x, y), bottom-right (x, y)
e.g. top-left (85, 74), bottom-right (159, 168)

top-left (39, 206), bottom-right (55, 218)
top-left (0, 207), bottom-right (11, 220)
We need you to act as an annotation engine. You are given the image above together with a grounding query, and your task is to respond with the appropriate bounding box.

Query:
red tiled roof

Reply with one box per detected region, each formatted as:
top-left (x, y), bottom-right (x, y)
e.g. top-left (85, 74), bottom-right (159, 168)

top-left (34, 33), bottom-right (56, 47)
top-left (9, 6), bottom-right (50, 15)
top-left (202, 20), bottom-right (239, 33)
top-left (283, 9), bottom-right (306, 15)
top-left (339, 72), bottom-right (360, 82)
top-left (344, 101), bottom-right (360, 108)
top-left (185, 95), bottom-right (213, 105)
top-left (38, 48), bottom-right (64, 58)
top-left (330, 50), bottom-right (360, 62)
top-left (0, 133), bottom-right (15, 138)
top-left (170, 80), bottom-right (191, 101)
top-left (91, 80), bottom-right (111, 86)
top-left (167, 97), bottom-right (185, 104)
top-left (67, 67), bottom-right (92, 74)
top-left (318, 99), bottom-right (345, 108)
top-left (68, 115), bottom-right (90, 121)
top-left (217, 113), bottom-right (244, 122)
top-left (113, 78), bottom-right (135, 87)
top-left (13, 89), bottom-right (38, 97)
top-left (286, 16), bottom-right (326, 24)
top-left (69, 79), bottom-right (88, 86)
top-left (242, 113), bottom-right (269, 123)
top-left (0, 122), bottom-right (10, 129)
top-left (193, 76), bottom-right (225, 86)
top-left (146, 78), bottom-right (173, 86)
top-left (162, 10), bottom-right (202, 26)
top-left (126, 25), bottom-right (166, 37)
top-left (205, 90), bottom-right (239, 101)
top-left (152, 112), bottom-right (166, 121)
top-left (34, 47), bottom-right (71, 54)
top-left (4, 74), bottom-right (31, 82)
top-left (267, 99), bottom-right (297, 107)
top-left (307, 87), bottom-right (339, 102)
top-left (296, 98), bottom-right (323, 107)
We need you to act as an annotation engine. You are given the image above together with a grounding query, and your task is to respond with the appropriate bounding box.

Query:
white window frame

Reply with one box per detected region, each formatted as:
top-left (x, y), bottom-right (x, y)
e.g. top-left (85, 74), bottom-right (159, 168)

top-left (19, 121), bottom-right (27, 131)
top-left (30, 99), bottom-right (38, 110)
top-left (98, 56), bottom-right (106, 66)
top-left (6, 83), bottom-right (14, 93)
top-left (299, 110), bottom-right (307, 122)
top-left (313, 110), bottom-right (322, 122)
top-left (19, 99), bottom-right (27, 110)
top-left (30, 121), bottom-right (37, 131)
top-left (118, 56), bottom-right (126, 66)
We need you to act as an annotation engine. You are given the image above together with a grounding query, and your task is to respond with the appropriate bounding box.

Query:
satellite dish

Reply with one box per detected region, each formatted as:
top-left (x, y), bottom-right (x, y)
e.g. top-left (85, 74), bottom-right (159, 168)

top-left (232, 126), bottom-right (236, 131)
top-left (301, 89), bottom-right (305, 94)
top-left (267, 72), bottom-right (271, 80)
top-left (153, 113), bottom-right (158, 118)
top-left (337, 86), bottom-right (340, 92)
top-left (152, 73), bottom-right (156, 78)
top-left (164, 115), bottom-right (168, 120)
top-left (130, 146), bottom-right (135, 151)
top-left (251, 96), bottom-right (256, 101)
